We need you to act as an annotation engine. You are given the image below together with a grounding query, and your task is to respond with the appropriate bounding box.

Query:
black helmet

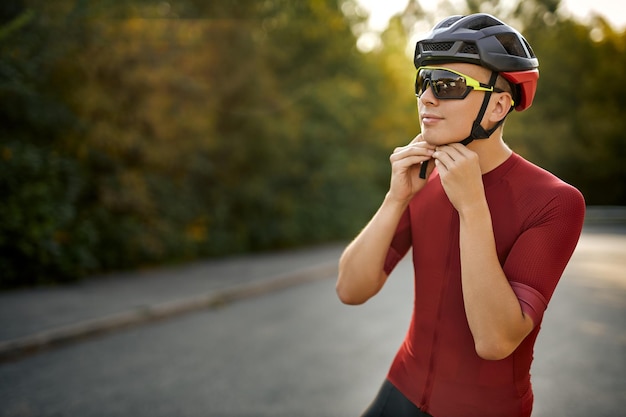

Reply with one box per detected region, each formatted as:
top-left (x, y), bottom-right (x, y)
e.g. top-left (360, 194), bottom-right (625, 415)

top-left (414, 13), bottom-right (539, 111)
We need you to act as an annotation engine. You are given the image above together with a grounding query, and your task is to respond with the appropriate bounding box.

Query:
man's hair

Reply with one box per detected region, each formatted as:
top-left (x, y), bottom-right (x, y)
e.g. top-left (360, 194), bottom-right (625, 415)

top-left (495, 74), bottom-right (513, 94)
top-left (495, 74), bottom-right (517, 105)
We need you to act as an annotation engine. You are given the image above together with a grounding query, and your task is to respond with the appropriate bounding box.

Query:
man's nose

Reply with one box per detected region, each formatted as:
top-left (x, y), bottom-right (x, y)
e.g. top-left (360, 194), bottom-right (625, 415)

top-left (419, 80), bottom-right (438, 104)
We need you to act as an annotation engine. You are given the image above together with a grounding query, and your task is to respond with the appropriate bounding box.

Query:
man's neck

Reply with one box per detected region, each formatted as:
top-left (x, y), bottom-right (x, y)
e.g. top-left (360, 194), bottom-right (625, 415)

top-left (467, 137), bottom-right (512, 174)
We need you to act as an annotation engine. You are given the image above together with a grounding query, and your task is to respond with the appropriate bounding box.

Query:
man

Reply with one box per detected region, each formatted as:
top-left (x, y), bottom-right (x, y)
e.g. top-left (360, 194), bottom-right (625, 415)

top-left (336, 13), bottom-right (585, 417)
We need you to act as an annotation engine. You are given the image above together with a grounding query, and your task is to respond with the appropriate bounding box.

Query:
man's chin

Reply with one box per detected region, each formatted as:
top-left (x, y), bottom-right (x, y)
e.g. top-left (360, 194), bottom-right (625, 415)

top-left (421, 133), bottom-right (464, 146)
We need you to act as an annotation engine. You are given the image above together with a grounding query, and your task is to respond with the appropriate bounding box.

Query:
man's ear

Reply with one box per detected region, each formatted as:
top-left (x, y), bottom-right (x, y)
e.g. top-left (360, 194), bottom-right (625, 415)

top-left (490, 93), bottom-right (514, 123)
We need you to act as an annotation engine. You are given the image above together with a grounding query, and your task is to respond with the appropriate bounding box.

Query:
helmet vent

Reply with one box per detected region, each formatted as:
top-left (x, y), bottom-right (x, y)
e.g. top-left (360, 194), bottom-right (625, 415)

top-left (522, 38), bottom-right (537, 58)
top-left (460, 43), bottom-right (478, 55)
top-left (466, 15), bottom-right (503, 31)
top-left (422, 41), bottom-right (454, 52)
top-left (495, 33), bottom-right (529, 58)
top-left (439, 15), bottom-right (464, 28)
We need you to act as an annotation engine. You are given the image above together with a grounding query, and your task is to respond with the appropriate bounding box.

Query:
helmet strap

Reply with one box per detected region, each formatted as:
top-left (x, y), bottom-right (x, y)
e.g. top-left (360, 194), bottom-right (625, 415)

top-left (460, 71), bottom-right (504, 146)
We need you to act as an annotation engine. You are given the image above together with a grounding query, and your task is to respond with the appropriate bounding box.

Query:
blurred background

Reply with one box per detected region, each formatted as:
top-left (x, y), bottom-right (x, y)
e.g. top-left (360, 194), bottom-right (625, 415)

top-left (1, 0), bottom-right (625, 288)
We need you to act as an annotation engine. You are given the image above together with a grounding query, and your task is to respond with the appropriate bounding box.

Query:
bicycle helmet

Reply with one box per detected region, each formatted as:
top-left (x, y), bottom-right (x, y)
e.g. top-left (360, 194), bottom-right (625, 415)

top-left (414, 13), bottom-right (539, 111)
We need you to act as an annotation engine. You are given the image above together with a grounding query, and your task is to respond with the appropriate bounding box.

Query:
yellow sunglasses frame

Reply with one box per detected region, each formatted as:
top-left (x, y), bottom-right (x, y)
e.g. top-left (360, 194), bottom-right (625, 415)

top-left (416, 66), bottom-right (514, 106)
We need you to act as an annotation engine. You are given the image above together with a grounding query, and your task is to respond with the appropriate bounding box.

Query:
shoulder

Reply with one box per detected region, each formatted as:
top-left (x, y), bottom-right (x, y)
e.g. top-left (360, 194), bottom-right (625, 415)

top-left (510, 155), bottom-right (583, 198)
top-left (507, 154), bottom-right (585, 226)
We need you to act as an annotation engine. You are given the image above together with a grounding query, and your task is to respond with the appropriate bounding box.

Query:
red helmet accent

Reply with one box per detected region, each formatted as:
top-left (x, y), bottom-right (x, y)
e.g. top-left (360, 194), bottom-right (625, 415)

top-left (500, 69), bottom-right (539, 111)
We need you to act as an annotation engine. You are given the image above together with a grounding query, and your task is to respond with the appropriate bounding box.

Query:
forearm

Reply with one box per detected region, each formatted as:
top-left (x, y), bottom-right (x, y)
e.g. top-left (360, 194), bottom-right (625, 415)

top-left (336, 194), bottom-right (408, 305)
top-left (337, 134), bottom-right (433, 305)
top-left (458, 201), bottom-right (533, 360)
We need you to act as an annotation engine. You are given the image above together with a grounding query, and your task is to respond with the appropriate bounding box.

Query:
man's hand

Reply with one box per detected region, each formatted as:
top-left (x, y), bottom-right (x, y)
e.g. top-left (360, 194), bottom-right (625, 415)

top-left (388, 134), bottom-right (435, 204)
top-left (433, 143), bottom-right (484, 212)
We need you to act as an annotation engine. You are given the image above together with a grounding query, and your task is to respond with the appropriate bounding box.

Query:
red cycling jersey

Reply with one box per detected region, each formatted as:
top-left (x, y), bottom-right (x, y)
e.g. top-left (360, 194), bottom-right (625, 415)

top-left (383, 152), bottom-right (585, 417)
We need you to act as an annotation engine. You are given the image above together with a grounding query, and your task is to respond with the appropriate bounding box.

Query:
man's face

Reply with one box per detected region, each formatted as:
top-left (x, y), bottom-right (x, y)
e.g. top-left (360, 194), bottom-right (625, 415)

top-left (417, 63), bottom-right (494, 146)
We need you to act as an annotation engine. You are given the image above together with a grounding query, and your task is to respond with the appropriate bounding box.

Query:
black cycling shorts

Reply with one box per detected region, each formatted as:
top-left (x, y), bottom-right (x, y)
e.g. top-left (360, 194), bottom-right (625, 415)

top-left (361, 380), bottom-right (434, 417)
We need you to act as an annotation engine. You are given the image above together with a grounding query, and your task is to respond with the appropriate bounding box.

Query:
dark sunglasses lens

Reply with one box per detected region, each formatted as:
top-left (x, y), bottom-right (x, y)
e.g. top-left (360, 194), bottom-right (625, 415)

top-left (416, 69), bottom-right (470, 99)
top-left (431, 70), bottom-right (468, 98)
top-left (415, 70), bottom-right (430, 96)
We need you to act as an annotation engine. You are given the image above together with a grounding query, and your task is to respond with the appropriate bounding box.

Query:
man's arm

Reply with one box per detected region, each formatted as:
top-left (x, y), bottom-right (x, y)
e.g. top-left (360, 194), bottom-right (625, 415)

top-left (434, 143), bottom-right (534, 360)
top-left (457, 201), bottom-right (535, 360)
top-left (336, 196), bottom-right (406, 305)
top-left (336, 135), bottom-right (434, 305)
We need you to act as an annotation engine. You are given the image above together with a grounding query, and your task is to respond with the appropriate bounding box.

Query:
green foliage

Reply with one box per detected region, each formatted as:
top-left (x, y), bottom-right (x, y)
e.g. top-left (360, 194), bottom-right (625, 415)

top-left (1, 0), bottom-right (625, 287)
top-left (0, 0), bottom-right (400, 286)
top-left (0, 2), bottom-right (98, 287)
top-left (503, 5), bottom-right (626, 204)
top-left (0, 142), bottom-right (96, 287)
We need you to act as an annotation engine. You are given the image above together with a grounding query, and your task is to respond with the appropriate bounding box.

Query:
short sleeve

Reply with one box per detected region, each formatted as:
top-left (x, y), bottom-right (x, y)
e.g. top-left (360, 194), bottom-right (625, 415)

top-left (503, 185), bottom-right (585, 321)
top-left (510, 281), bottom-right (548, 325)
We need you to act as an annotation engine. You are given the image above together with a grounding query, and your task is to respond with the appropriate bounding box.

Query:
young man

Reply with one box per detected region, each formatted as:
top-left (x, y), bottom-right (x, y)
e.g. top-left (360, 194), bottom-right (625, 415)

top-left (336, 13), bottom-right (585, 417)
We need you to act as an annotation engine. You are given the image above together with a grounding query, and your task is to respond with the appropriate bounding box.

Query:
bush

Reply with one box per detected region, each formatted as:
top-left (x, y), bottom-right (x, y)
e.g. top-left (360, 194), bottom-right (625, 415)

top-left (0, 141), bottom-right (96, 287)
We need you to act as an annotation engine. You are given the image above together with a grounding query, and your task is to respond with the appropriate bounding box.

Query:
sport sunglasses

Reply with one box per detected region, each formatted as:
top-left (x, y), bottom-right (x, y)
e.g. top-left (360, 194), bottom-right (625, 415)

top-left (415, 66), bottom-right (507, 100)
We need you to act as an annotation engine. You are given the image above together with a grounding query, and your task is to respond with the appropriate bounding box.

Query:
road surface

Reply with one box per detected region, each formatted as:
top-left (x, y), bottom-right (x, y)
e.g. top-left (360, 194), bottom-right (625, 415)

top-left (0, 226), bottom-right (624, 417)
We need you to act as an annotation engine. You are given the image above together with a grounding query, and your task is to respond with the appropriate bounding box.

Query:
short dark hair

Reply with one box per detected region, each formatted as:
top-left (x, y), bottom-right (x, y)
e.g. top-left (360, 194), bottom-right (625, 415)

top-left (496, 74), bottom-right (517, 104)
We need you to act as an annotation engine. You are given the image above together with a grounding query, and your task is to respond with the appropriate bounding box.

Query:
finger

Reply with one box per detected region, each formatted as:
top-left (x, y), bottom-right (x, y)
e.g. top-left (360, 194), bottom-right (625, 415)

top-left (391, 148), bottom-right (434, 164)
top-left (433, 158), bottom-right (447, 173)
top-left (445, 143), bottom-right (470, 159)
top-left (445, 143), bottom-right (477, 161)
top-left (390, 152), bottom-right (432, 168)
top-left (433, 148), bottom-right (456, 169)
top-left (392, 135), bottom-right (421, 153)
top-left (393, 141), bottom-right (425, 154)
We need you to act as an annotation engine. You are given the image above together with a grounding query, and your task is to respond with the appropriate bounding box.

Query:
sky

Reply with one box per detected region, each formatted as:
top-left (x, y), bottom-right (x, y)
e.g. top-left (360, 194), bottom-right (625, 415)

top-left (356, 0), bottom-right (626, 32)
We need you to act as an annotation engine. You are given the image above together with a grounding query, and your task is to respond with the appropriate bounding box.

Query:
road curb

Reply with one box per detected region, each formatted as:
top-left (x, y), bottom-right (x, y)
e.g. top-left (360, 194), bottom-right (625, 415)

top-left (0, 261), bottom-right (338, 363)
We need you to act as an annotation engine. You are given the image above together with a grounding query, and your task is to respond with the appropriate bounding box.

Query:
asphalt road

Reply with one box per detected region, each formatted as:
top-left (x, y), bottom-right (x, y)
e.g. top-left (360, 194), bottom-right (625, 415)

top-left (0, 226), bottom-right (624, 417)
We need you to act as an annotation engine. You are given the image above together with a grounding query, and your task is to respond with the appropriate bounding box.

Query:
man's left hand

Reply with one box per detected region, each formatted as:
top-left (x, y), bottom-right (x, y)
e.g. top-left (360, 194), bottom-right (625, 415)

top-left (433, 143), bottom-right (485, 212)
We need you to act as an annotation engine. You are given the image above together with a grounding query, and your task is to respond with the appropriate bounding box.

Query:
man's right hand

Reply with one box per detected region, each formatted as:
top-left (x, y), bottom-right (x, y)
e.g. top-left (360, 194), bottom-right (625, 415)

top-left (388, 134), bottom-right (435, 204)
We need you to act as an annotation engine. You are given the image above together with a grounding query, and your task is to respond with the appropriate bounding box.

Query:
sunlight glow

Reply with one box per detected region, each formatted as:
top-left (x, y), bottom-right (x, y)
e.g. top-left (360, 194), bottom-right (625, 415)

top-left (356, 0), bottom-right (626, 33)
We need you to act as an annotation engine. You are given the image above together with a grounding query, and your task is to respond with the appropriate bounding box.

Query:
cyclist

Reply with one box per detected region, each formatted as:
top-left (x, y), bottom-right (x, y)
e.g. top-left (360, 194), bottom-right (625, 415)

top-left (336, 13), bottom-right (585, 417)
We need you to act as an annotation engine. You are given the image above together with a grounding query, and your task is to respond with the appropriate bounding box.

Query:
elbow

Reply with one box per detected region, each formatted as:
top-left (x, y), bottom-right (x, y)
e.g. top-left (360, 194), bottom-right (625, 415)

top-left (335, 258), bottom-right (385, 305)
top-left (335, 267), bottom-right (377, 305)
top-left (474, 339), bottom-right (516, 361)
top-left (335, 260), bottom-right (369, 305)
top-left (473, 318), bottom-right (534, 360)
top-left (335, 281), bottom-right (368, 305)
